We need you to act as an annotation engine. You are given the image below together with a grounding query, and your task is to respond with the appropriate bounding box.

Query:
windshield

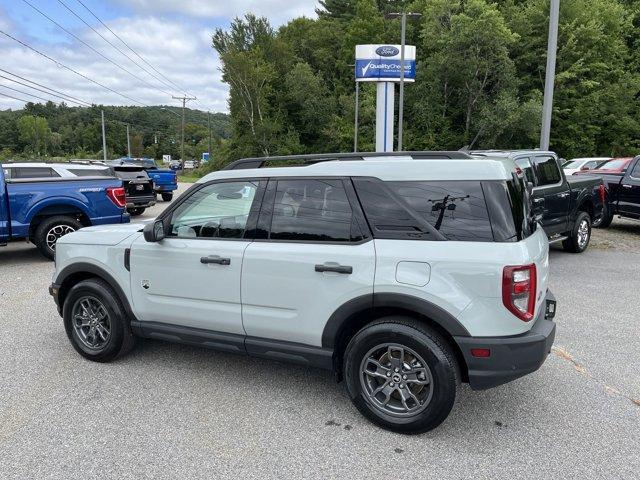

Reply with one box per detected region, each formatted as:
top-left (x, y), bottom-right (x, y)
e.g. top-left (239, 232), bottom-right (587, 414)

top-left (597, 159), bottom-right (629, 171)
top-left (563, 160), bottom-right (584, 169)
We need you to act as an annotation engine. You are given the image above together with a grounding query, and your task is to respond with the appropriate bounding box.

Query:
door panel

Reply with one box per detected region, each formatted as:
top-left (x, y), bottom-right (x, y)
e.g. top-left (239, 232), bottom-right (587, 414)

top-left (532, 155), bottom-right (570, 235)
top-left (0, 167), bottom-right (8, 242)
top-left (130, 237), bottom-right (248, 333)
top-left (129, 179), bottom-right (262, 333)
top-left (619, 160), bottom-right (640, 217)
top-left (241, 241), bottom-right (375, 346)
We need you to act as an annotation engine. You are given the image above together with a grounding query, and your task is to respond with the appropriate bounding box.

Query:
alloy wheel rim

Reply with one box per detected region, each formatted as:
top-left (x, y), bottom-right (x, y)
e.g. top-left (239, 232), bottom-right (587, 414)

top-left (577, 219), bottom-right (590, 248)
top-left (359, 343), bottom-right (434, 417)
top-left (72, 296), bottom-right (112, 350)
top-left (46, 225), bottom-right (75, 251)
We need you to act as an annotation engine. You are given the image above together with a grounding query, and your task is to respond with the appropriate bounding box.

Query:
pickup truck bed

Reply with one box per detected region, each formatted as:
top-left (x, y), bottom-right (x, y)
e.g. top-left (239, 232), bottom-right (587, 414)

top-left (1, 166), bottom-right (129, 259)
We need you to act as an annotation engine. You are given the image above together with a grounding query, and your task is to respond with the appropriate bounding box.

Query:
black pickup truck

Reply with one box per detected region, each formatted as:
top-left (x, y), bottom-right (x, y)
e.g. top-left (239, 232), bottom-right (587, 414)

top-left (111, 165), bottom-right (156, 216)
top-left (472, 150), bottom-right (605, 253)
top-left (581, 155), bottom-right (640, 228)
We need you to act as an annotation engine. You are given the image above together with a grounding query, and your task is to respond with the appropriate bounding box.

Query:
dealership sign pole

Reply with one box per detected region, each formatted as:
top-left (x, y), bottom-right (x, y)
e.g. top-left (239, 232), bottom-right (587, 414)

top-left (355, 44), bottom-right (416, 152)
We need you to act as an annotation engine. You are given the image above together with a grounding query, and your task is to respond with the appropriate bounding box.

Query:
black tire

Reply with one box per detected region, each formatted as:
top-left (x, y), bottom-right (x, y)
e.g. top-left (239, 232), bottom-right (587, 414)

top-left (128, 207), bottom-right (145, 216)
top-left (63, 278), bottom-right (135, 362)
top-left (34, 215), bottom-right (83, 260)
top-left (344, 317), bottom-right (459, 434)
top-left (161, 193), bottom-right (173, 202)
top-left (592, 204), bottom-right (613, 229)
top-left (562, 211), bottom-right (591, 253)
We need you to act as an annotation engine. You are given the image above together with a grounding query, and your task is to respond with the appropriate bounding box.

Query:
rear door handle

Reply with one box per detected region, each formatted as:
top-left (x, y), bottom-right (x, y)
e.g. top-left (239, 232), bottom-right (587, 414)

top-left (557, 192), bottom-right (570, 198)
top-left (622, 184), bottom-right (632, 189)
top-left (201, 255), bottom-right (231, 265)
top-left (315, 263), bottom-right (353, 274)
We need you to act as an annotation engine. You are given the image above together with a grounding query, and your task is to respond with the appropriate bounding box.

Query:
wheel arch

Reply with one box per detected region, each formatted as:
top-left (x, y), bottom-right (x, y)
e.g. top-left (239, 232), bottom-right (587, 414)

top-left (323, 293), bottom-right (470, 383)
top-left (28, 201), bottom-right (92, 239)
top-left (56, 262), bottom-right (136, 321)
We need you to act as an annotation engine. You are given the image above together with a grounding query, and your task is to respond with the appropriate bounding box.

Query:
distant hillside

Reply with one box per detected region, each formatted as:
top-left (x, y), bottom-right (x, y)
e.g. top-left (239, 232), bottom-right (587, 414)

top-left (0, 102), bottom-right (231, 161)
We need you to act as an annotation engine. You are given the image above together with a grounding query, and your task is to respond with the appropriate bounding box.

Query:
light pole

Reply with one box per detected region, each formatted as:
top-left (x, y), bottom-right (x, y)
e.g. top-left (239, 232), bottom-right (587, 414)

top-left (385, 11), bottom-right (421, 152)
top-left (540, 0), bottom-right (560, 150)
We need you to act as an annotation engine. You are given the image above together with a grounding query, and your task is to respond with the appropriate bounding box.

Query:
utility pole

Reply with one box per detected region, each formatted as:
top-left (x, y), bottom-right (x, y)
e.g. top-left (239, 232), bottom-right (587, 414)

top-left (172, 95), bottom-right (197, 162)
top-left (101, 110), bottom-right (107, 162)
top-left (126, 124), bottom-right (131, 158)
top-left (208, 110), bottom-right (212, 159)
top-left (540, 0), bottom-right (560, 150)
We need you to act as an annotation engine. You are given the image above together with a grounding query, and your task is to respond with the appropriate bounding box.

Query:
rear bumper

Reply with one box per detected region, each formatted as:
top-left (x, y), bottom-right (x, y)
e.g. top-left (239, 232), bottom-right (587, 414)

top-left (455, 290), bottom-right (557, 390)
top-left (154, 183), bottom-right (177, 192)
top-left (126, 195), bottom-right (156, 208)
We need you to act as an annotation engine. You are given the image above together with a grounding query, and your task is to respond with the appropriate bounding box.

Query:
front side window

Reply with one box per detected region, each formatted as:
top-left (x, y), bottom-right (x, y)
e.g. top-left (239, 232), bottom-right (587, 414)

top-left (534, 156), bottom-right (561, 186)
top-left (630, 161), bottom-right (640, 179)
top-left (269, 179), bottom-right (360, 242)
top-left (167, 181), bottom-right (258, 239)
top-left (515, 157), bottom-right (536, 185)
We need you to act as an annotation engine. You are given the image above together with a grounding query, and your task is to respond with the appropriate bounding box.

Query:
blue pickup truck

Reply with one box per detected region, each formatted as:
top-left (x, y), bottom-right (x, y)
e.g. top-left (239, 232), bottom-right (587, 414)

top-left (0, 164), bottom-right (129, 260)
top-left (113, 158), bottom-right (178, 201)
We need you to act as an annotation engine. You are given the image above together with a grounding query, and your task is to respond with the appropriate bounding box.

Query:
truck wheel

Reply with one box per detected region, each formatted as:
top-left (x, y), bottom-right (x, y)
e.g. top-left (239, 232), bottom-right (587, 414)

top-left (592, 204), bottom-right (613, 229)
top-left (128, 207), bottom-right (145, 216)
top-left (63, 278), bottom-right (135, 362)
top-left (344, 317), bottom-right (459, 434)
top-left (161, 193), bottom-right (173, 202)
top-left (34, 215), bottom-right (83, 260)
top-left (563, 211), bottom-right (591, 253)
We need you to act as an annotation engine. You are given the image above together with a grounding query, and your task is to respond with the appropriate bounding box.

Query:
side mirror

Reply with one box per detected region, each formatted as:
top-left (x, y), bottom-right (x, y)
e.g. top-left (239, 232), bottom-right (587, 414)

top-left (143, 220), bottom-right (165, 242)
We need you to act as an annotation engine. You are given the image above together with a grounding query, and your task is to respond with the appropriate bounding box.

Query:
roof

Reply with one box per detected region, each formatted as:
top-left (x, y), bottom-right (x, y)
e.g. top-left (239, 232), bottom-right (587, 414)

top-left (199, 153), bottom-right (517, 183)
top-left (3, 162), bottom-right (109, 169)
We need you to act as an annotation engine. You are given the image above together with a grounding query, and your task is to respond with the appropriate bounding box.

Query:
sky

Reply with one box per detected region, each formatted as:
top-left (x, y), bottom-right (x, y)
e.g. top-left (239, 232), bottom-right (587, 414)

top-left (0, 0), bottom-right (319, 113)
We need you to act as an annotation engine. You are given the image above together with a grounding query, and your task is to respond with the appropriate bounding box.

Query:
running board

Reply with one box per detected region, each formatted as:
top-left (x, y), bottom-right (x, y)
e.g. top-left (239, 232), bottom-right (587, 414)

top-left (548, 236), bottom-right (569, 244)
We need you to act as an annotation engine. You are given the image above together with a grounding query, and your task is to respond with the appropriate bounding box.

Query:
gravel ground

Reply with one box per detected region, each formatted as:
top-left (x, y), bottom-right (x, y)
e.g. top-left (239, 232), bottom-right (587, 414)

top-left (0, 185), bottom-right (639, 479)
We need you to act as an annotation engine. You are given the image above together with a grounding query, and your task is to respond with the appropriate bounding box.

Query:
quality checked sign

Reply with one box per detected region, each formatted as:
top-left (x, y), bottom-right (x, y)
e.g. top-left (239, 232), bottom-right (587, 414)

top-left (355, 44), bottom-right (416, 82)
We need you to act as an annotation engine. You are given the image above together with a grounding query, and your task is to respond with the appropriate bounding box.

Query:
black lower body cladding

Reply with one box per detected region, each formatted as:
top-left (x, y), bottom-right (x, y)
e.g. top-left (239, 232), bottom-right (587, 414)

top-left (454, 290), bottom-right (557, 390)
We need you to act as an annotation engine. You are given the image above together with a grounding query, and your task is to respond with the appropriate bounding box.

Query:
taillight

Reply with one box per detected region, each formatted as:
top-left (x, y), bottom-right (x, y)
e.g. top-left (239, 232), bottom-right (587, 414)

top-left (502, 264), bottom-right (537, 321)
top-left (106, 187), bottom-right (126, 208)
top-left (599, 184), bottom-right (606, 203)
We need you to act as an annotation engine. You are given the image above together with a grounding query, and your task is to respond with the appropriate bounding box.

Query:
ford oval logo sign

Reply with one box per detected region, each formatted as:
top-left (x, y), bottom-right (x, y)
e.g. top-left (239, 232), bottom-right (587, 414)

top-left (376, 46), bottom-right (399, 57)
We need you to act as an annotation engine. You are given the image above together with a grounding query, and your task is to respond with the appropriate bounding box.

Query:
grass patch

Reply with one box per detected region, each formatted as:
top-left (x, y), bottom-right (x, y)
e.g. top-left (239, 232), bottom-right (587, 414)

top-left (178, 173), bottom-right (202, 183)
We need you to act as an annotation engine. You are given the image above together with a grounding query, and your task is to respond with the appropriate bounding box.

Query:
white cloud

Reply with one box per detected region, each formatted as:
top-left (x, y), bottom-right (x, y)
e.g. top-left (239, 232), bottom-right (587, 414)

top-left (0, 14), bottom-right (229, 112)
top-left (117, 0), bottom-right (318, 24)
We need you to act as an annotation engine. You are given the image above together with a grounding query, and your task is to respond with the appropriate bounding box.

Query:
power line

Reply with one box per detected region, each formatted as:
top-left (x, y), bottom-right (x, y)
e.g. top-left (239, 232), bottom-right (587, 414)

top-left (0, 83), bottom-right (57, 104)
top-left (0, 91), bottom-right (31, 104)
top-left (0, 29), bottom-right (147, 106)
top-left (0, 68), bottom-right (92, 106)
top-left (57, 0), bottom-right (181, 96)
top-left (0, 74), bottom-right (91, 106)
top-left (21, 0), bottom-right (173, 98)
top-left (73, 0), bottom-right (191, 96)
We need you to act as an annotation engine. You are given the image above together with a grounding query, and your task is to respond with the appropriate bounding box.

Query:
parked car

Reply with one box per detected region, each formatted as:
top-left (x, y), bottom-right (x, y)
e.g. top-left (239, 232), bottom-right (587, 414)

top-left (3, 162), bottom-right (113, 179)
top-left (50, 151), bottom-right (556, 434)
top-left (472, 150), bottom-right (605, 253)
top-left (578, 156), bottom-right (640, 227)
top-left (113, 158), bottom-right (178, 202)
top-left (183, 160), bottom-right (196, 169)
top-left (562, 157), bottom-right (611, 176)
top-left (169, 160), bottom-right (182, 171)
top-left (0, 163), bottom-right (128, 259)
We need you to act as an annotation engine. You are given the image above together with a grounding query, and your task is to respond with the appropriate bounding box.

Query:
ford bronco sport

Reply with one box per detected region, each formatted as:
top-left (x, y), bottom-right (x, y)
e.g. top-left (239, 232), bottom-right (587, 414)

top-left (50, 151), bottom-right (557, 434)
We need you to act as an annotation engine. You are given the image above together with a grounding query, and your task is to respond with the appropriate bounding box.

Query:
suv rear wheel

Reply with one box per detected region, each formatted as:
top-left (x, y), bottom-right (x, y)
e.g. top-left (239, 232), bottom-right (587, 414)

top-left (63, 278), bottom-right (135, 362)
top-left (344, 317), bottom-right (459, 434)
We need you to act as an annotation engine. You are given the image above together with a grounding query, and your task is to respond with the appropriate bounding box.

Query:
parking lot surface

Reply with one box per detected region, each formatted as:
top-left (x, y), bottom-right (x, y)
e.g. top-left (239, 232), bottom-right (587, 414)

top-left (1, 183), bottom-right (639, 479)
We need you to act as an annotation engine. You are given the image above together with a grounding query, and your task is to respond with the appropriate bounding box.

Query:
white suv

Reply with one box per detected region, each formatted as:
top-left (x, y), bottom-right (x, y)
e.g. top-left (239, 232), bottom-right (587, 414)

top-left (50, 151), bottom-right (557, 433)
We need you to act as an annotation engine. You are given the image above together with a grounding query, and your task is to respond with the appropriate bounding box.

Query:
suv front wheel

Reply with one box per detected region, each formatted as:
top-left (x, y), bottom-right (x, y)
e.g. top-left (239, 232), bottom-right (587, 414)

top-left (344, 317), bottom-right (459, 434)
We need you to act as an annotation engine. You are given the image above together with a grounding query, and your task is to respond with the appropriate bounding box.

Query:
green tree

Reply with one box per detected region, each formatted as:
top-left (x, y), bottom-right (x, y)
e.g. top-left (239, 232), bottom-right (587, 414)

top-left (17, 115), bottom-right (50, 156)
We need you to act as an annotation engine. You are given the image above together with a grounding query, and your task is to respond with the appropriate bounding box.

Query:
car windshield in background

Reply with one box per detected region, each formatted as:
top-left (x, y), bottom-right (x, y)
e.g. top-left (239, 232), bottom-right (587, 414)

top-left (563, 160), bottom-right (583, 169)
top-left (596, 159), bottom-right (629, 171)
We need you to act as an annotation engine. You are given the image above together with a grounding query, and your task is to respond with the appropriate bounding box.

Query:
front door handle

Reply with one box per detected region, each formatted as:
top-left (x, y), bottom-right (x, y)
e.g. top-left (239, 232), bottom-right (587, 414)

top-left (533, 197), bottom-right (544, 203)
top-left (315, 263), bottom-right (353, 274)
top-left (201, 255), bottom-right (231, 265)
top-left (557, 192), bottom-right (570, 198)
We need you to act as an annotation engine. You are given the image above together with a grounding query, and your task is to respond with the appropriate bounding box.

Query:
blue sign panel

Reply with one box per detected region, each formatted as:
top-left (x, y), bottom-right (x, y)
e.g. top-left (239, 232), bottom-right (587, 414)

top-left (355, 59), bottom-right (416, 82)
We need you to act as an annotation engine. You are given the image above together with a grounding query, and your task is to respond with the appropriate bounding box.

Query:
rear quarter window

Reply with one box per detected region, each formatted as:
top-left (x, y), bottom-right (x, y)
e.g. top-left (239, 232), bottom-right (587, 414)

top-left (354, 179), bottom-right (494, 242)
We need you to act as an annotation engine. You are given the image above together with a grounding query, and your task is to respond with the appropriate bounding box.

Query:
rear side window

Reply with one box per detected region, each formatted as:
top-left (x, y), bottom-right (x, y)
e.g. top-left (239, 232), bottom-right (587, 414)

top-left (534, 156), bottom-right (561, 185)
top-left (67, 168), bottom-right (112, 177)
top-left (269, 179), bottom-right (361, 242)
top-left (11, 167), bottom-right (60, 179)
top-left (354, 179), bottom-right (494, 242)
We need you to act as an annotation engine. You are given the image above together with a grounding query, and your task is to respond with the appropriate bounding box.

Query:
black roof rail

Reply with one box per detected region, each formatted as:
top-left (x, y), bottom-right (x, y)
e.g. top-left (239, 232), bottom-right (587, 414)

top-left (222, 151), bottom-right (472, 170)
